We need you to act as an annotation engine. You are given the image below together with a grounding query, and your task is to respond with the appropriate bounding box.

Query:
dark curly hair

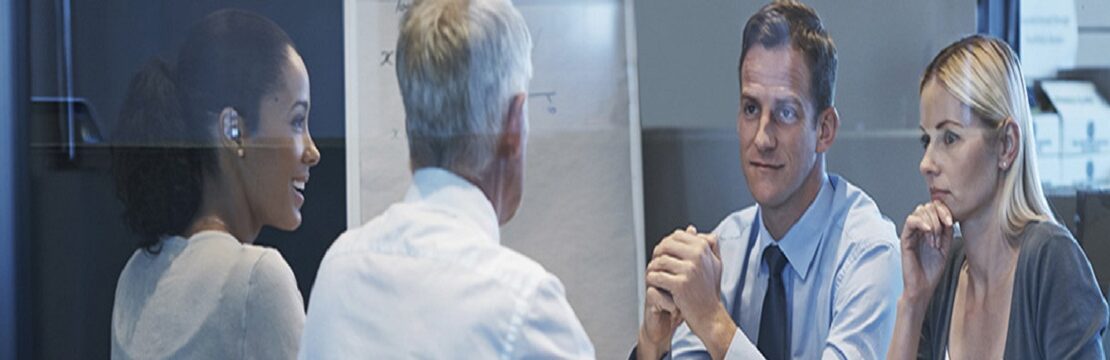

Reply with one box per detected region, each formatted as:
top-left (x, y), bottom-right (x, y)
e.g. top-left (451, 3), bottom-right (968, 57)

top-left (112, 9), bottom-right (297, 251)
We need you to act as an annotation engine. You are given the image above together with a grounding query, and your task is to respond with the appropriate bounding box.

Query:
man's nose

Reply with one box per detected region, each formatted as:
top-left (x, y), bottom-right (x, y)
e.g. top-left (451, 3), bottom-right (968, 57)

top-left (753, 113), bottom-right (776, 151)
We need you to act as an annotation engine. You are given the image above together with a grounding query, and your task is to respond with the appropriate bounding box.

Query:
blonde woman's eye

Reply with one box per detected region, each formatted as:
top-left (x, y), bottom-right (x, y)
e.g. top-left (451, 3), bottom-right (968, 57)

top-left (943, 131), bottom-right (958, 145)
top-left (920, 134), bottom-right (930, 149)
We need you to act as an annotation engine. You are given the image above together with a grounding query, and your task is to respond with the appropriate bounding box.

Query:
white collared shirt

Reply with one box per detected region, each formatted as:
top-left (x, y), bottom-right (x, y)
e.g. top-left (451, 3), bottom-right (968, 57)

top-left (300, 167), bottom-right (595, 359)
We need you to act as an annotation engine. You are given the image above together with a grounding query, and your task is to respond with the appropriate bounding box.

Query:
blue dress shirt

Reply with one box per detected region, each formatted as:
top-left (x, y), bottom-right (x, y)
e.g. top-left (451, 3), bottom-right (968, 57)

top-left (668, 174), bottom-right (902, 359)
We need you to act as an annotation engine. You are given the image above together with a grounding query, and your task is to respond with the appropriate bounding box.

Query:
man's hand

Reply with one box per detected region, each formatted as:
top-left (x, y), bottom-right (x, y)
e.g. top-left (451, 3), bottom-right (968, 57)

top-left (645, 226), bottom-right (736, 359)
top-left (637, 286), bottom-right (683, 360)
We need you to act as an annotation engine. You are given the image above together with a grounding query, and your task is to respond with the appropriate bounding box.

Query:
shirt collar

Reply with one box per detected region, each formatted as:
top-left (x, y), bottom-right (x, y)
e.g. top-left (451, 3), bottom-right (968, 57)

top-left (404, 167), bottom-right (501, 244)
top-left (756, 173), bottom-right (835, 281)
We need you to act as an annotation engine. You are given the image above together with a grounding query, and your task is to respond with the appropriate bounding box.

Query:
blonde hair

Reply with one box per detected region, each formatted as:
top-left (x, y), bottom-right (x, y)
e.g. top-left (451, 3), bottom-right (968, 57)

top-left (921, 34), bottom-right (1054, 238)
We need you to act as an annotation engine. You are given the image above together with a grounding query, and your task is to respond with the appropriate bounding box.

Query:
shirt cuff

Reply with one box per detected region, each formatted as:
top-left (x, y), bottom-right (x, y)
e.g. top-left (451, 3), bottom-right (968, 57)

top-left (628, 345), bottom-right (670, 360)
top-left (723, 328), bottom-right (764, 360)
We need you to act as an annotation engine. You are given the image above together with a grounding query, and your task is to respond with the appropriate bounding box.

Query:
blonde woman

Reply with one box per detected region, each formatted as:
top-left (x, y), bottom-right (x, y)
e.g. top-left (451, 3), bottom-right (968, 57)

top-left (887, 35), bottom-right (1108, 359)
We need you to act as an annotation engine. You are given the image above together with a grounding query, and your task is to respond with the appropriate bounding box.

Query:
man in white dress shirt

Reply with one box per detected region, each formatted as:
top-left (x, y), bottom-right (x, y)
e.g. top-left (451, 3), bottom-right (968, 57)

top-left (299, 0), bottom-right (595, 358)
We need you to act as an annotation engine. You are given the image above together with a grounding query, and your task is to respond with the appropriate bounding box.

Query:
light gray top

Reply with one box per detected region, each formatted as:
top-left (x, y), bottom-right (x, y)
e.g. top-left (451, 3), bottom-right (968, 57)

top-left (111, 231), bottom-right (304, 359)
top-left (918, 221), bottom-right (1109, 359)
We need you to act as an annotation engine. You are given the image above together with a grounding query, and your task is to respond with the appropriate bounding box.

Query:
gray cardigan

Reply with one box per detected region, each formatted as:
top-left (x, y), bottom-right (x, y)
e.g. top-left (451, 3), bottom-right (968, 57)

top-left (111, 231), bottom-right (304, 359)
top-left (917, 221), bottom-right (1108, 359)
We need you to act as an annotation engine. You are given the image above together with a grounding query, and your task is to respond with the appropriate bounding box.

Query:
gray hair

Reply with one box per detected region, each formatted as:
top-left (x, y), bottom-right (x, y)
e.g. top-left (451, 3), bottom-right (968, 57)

top-left (396, 0), bottom-right (533, 177)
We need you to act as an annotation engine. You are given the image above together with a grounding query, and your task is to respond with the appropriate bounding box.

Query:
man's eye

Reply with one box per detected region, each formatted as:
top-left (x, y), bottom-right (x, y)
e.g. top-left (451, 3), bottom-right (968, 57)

top-left (778, 108), bottom-right (796, 120)
top-left (743, 103), bottom-right (759, 116)
top-left (775, 106), bottom-right (799, 124)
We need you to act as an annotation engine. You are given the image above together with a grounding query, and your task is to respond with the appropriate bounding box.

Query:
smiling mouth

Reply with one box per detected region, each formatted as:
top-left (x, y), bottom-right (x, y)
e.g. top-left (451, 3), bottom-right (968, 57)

top-left (293, 180), bottom-right (307, 195)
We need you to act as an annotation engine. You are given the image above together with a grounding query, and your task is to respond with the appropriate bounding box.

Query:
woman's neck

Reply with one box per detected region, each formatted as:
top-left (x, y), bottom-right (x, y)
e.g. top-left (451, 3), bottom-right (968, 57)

top-left (187, 174), bottom-right (259, 244)
top-left (958, 199), bottom-right (1019, 296)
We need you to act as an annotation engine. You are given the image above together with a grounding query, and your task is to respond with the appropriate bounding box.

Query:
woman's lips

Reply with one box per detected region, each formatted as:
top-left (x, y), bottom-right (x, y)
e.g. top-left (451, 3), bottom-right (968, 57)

top-left (929, 188), bottom-right (950, 201)
top-left (293, 178), bottom-right (307, 206)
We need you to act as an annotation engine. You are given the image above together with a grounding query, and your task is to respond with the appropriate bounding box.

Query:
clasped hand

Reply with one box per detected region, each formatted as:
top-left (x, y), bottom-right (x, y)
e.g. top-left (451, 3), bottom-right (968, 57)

top-left (639, 225), bottom-right (726, 359)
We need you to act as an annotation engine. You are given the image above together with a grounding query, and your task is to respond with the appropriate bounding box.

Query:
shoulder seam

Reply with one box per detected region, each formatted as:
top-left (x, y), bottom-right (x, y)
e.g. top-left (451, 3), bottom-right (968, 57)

top-left (502, 273), bottom-right (556, 357)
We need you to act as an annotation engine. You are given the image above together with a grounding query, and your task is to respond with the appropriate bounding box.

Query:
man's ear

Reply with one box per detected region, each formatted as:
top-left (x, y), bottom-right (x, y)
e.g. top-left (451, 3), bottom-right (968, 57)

top-left (999, 118), bottom-right (1020, 171)
top-left (497, 93), bottom-right (527, 159)
top-left (815, 106), bottom-right (839, 154)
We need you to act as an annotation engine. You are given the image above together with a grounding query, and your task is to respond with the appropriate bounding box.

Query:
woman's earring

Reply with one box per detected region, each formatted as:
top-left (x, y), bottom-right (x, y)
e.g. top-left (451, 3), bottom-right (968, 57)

top-left (223, 110), bottom-right (245, 158)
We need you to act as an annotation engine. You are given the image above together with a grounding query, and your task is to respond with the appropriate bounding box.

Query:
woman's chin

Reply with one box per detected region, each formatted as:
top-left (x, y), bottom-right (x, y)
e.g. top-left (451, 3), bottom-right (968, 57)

top-left (274, 212), bottom-right (303, 232)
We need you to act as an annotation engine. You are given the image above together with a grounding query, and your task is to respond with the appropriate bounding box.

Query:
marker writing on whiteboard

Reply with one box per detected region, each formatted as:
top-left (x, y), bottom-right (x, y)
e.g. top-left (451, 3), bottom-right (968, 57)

top-left (380, 50), bottom-right (394, 67)
top-left (529, 91), bottom-right (557, 115)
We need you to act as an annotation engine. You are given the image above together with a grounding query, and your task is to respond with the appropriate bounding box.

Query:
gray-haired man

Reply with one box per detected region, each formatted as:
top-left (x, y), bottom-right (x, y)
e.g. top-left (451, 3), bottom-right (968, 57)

top-left (300, 0), bottom-right (595, 358)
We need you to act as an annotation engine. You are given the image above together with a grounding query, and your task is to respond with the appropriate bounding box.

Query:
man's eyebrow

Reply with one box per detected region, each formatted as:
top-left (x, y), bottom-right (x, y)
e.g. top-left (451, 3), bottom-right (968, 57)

top-left (773, 96), bottom-right (803, 108)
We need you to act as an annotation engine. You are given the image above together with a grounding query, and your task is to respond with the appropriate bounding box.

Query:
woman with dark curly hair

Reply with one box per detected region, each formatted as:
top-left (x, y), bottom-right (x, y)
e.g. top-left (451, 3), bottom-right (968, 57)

top-left (109, 9), bottom-right (319, 359)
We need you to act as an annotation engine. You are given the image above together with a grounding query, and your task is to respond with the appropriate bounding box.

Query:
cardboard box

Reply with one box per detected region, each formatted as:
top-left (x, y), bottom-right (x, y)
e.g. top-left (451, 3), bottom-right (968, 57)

top-left (1032, 112), bottom-right (1062, 155)
top-left (1059, 153), bottom-right (1110, 188)
top-left (1041, 81), bottom-right (1110, 155)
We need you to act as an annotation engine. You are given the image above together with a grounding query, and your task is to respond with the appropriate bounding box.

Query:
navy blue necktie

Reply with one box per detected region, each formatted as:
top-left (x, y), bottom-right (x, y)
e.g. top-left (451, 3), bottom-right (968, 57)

top-left (757, 245), bottom-right (790, 360)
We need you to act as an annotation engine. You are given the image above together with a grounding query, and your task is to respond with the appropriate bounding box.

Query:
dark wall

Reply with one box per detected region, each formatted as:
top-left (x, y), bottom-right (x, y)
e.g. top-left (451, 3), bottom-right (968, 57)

top-left (1, 0), bottom-right (18, 358)
top-left (24, 1), bottom-right (346, 358)
top-left (56, 0), bottom-right (348, 138)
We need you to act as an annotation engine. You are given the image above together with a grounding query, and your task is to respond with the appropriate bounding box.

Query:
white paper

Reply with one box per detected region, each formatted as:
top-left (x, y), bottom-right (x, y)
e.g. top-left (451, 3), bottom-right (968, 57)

top-left (1020, 0), bottom-right (1078, 81)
